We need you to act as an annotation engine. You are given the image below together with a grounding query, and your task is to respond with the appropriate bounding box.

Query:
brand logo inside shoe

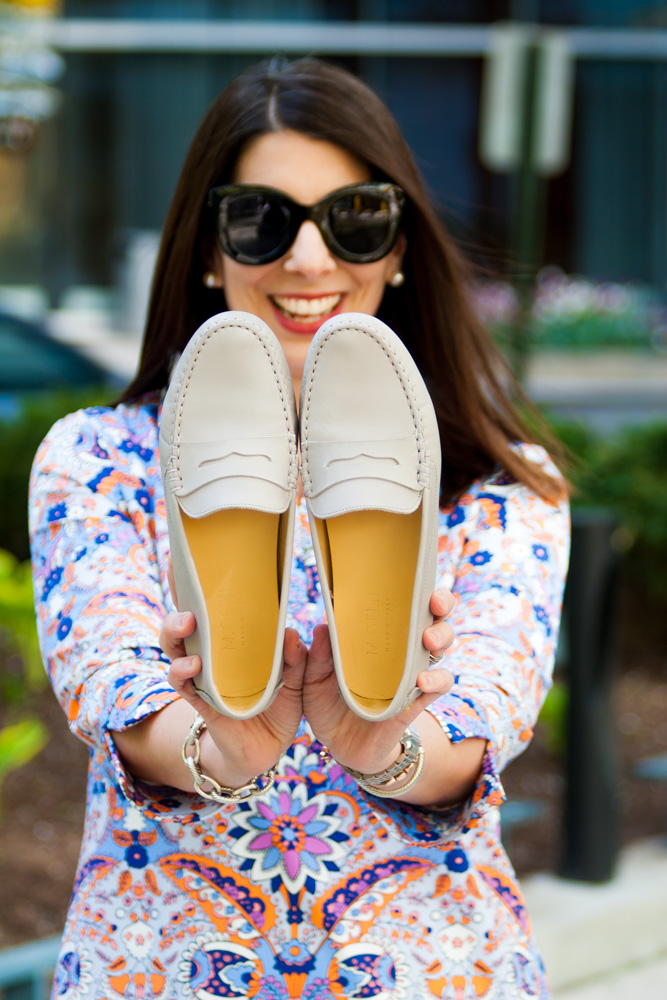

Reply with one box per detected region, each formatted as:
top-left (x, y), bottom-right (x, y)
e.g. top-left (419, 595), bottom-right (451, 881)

top-left (325, 453), bottom-right (399, 468)
top-left (198, 451), bottom-right (272, 468)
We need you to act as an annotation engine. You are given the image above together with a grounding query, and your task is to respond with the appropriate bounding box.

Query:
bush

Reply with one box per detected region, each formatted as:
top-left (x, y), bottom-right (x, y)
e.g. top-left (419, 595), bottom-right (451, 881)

top-left (0, 387), bottom-right (111, 562)
top-left (0, 550), bottom-right (49, 821)
top-left (476, 268), bottom-right (667, 352)
top-left (549, 417), bottom-right (667, 604)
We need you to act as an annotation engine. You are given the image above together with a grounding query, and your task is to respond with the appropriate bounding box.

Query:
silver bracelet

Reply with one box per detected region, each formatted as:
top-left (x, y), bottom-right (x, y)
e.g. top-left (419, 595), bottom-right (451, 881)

top-left (357, 746), bottom-right (425, 798)
top-left (181, 713), bottom-right (277, 803)
top-left (338, 728), bottom-right (422, 785)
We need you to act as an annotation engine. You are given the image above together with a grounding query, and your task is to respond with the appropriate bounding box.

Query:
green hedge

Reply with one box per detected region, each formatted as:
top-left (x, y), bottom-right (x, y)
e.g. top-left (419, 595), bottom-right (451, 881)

top-left (0, 388), bottom-right (111, 562)
top-left (550, 417), bottom-right (667, 603)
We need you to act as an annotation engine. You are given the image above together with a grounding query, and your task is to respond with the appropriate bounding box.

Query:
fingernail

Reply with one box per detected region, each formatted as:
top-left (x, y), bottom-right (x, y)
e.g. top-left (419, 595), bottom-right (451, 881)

top-left (177, 612), bottom-right (188, 628)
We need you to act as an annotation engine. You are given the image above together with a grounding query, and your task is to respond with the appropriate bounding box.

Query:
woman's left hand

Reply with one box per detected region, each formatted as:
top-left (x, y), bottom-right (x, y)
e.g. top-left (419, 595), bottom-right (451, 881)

top-left (302, 589), bottom-right (456, 776)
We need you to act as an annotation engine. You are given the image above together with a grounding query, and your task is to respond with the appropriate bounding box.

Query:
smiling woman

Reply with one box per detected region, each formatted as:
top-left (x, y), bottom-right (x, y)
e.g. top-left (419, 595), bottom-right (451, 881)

top-left (211, 130), bottom-right (405, 393)
top-left (28, 56), bottom-right (569, 1000)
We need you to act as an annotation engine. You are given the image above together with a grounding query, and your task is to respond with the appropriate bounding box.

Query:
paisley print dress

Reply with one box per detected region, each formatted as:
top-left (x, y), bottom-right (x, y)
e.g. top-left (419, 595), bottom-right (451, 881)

top-left (29, 397), bottom-right (569, 1000)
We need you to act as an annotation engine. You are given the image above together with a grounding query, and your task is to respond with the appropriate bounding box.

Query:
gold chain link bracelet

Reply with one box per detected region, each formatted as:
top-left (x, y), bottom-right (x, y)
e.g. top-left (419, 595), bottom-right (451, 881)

top-left (181, 713), bottom-right (278, 803)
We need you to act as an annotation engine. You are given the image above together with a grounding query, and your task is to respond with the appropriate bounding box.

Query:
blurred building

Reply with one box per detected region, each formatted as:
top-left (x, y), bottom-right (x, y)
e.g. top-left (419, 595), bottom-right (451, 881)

top-left (1, 0), bottom-right (666, 327)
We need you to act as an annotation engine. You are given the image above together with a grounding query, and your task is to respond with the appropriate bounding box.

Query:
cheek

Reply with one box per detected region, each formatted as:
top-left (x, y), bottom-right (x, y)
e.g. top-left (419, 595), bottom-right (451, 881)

top-left (220, 259), bottom-right (273, 306)
top-left (349, 262), bottom-right (392, 306)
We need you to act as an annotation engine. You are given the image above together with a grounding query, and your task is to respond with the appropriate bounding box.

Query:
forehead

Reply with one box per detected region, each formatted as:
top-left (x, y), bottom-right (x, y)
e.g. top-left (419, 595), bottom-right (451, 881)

top-left (232, 129), bottom-right (372, 203)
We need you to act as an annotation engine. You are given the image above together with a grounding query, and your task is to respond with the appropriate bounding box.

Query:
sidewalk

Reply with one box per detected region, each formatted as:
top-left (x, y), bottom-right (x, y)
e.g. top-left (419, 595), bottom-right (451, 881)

top-left (522, 837), bottom-right (667, 998)
top-left (554, 954), bottom-right (667, 999)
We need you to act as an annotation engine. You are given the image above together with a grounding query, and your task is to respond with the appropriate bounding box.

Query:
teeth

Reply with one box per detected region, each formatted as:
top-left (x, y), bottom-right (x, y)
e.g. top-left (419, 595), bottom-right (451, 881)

top-left (273, 294), bottom-right (342, 319)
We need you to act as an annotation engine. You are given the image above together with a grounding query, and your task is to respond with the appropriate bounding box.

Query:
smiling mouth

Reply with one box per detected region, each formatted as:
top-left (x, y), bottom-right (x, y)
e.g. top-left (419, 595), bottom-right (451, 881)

top-left (271, 293), bottom-right (343, 323)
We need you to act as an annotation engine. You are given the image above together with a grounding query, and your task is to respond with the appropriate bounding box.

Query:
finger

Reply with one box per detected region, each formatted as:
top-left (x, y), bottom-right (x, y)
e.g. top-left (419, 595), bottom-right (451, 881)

top-left (167, 654), bottom-right (202, 705)
top-left (283, 627), bottom-right (308, 667)
top-left (160, 611), bottom-right (196, 660)
top-left (308, 624), bottom-right (334, 670)
top-left (388, 669), bottom-right (455, 730)
top-left (304, 625), bottom-right (339, 689)
top-left (422, 620), bottom-right (455, 654)
top-left (416, 667), bottom-right (455, 697)
top-left (429, 588), bottom-right (456, 621)
top-left (282, 628), bottom-right (308, 691)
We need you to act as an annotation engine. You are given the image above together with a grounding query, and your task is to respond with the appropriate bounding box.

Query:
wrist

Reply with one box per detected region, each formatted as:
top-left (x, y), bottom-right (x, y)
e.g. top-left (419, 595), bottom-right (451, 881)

top-left (336, 741), bottom-right (403, 777)
top-left (198, 728), bottom-right (254, 791)
top-left (332, 728), bottom-right (425, 799)
top-left (181, 714), bottom-right (278, 803)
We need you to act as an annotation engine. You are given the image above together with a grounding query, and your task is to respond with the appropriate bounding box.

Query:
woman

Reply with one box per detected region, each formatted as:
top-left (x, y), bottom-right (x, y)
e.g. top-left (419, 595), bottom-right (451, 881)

top-left (30, 58), bottom-right (569, 999)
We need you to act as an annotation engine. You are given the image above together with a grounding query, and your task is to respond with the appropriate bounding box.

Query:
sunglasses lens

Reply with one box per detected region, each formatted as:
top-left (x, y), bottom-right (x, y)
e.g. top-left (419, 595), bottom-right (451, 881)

top-left (225, 193), bottom-right (290, 260)
top-left (329, 191), bottom-right (395, 257)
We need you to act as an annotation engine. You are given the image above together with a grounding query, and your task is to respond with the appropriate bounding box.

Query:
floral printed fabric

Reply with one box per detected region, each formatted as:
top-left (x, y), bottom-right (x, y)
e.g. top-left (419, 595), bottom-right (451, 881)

top-left (29, 398), bottom-right (569, 1000)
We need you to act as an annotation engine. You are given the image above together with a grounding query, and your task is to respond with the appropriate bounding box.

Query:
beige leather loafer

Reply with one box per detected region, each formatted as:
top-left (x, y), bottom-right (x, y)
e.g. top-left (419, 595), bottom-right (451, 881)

top-left (159, 311), bottom-right (298, 719)
top-left (299, 313), bottom-right (441, 721)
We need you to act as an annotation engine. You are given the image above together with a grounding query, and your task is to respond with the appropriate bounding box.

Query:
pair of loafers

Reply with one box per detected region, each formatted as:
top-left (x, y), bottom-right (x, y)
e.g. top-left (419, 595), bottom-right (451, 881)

top-left (159, 310), bottom-right (441, 722)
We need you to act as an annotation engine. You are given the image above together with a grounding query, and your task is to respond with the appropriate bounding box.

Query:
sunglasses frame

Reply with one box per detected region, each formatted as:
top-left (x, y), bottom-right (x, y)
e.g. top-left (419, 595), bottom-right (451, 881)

top-left (207, 182), bottom-right (405, 266)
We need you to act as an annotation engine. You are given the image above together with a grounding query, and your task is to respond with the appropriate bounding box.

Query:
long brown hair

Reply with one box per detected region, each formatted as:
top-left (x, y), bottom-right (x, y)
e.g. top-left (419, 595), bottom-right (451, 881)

top-left (120, 57), bottom-right (565, 505)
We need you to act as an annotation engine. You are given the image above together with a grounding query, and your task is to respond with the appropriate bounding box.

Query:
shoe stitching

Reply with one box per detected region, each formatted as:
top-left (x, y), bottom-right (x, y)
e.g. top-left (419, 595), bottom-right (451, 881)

top-left (302, 319), bottom-right (437, 718)
top-left (301, 322), bottom-right (429, 494)
top-left (171, 315), bottom-right (298, 490)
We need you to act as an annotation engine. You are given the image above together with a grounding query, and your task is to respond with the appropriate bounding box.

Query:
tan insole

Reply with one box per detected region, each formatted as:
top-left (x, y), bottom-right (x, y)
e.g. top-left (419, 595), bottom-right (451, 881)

top-left (323, 507), bottom-right (422, 712)
top-left (182, 508), bottom-right (280, 710)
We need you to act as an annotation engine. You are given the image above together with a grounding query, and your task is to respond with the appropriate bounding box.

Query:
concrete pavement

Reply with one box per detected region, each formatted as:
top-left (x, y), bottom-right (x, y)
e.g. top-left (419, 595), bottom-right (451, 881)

top-left (522, 837), bottom-right (667, 998)
top-left (554, 954), bottom-right (667, 999)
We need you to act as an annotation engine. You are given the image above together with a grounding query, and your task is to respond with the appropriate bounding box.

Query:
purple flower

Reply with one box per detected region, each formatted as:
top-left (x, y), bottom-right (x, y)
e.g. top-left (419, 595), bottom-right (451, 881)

top-left (230, 785), bottom-right (349, 893)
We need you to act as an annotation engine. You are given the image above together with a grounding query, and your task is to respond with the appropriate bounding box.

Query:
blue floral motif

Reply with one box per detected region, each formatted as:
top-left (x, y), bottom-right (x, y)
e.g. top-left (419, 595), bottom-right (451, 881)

top-left (229, 782), bottom-right (350, 894)
top-left (53, 946), bottom-right (92, 999)
top-left (56, 617), bottom-right (72, 640)
top-left (534, 605), bottom-right (551, 634)
top-left (446, 505), bottom-right (465, 528)
top-left (533, 543), bottom-right (549, 561)
top-left (135, 488), bottom-right (153, 513)
top-left (47, 502), bottom-right (67, 522)
top-left (120, 438), bottom-right (153, 462)
top-left (41, 566), bottom-right (63, 600)
top-left (445, 848), bottom-right (469, 872)
top-left (470, 550), bottom-right (492, 566)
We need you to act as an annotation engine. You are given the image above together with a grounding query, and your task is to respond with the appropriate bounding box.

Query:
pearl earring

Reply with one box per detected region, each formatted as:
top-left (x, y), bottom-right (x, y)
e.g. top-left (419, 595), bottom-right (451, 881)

top-left (203, 271), bottom-right (222, 289)
top-left (389, 271), bottom-right (405, 288)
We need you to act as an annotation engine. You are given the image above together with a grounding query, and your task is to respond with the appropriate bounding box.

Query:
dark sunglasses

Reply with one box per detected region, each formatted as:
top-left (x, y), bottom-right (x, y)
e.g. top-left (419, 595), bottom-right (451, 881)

top-left (207, 182), bottom-right (405, 265)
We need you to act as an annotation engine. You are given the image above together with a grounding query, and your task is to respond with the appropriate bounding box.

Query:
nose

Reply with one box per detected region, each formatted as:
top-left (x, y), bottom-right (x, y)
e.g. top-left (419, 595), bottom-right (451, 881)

top-left (283, 220), bottom-right (337, 277)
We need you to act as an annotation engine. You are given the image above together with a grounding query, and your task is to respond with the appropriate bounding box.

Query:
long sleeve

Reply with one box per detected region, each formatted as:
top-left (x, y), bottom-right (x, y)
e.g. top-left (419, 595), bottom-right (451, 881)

top-left (366, 444), bottom-right (570, 843)
top-left (28, 402), bottom-right (207, 820)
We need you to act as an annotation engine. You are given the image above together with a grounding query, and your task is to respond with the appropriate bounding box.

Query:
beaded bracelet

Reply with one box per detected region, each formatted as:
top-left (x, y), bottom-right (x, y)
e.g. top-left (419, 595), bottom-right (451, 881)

top-left (356, 747), bottom-right (425, 798)
top-left (338, 728), bottom-right (422, 784)
top-left (322, 727), bottom-right (426, 799)
top-left (181, 713), bottom-right (277, 803)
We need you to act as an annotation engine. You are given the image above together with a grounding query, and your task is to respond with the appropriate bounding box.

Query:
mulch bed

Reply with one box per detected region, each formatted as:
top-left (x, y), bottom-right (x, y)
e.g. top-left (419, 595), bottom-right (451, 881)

top-left (1, 592), bottom-right (666, 950)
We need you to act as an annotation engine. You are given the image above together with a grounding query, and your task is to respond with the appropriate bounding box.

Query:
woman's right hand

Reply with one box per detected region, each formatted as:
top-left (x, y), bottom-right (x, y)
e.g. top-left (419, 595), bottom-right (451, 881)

top-left (163, 611), bottom-right (307, 789)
